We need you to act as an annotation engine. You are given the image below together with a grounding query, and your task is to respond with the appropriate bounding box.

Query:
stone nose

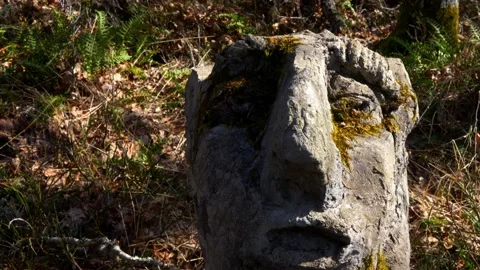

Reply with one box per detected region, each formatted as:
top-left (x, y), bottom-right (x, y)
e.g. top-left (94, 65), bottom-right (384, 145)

top-left (280, 102), bottom-right (331, 172)
top-left (260, 65), bottom-right (343, 207)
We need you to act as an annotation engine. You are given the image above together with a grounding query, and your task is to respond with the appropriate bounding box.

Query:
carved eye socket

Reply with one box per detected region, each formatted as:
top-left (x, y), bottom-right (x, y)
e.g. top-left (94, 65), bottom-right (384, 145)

top-left (332, 96), bottom-right (373, 114)
top-left (201, 74), bottom-right (280, 148)
top-left (347, 99), bottom-right (370, 112)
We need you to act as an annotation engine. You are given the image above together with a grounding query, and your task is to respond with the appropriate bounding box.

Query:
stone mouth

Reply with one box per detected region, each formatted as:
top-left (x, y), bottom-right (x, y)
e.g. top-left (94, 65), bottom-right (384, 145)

top-left (265, 226), bottom-right (350, 268)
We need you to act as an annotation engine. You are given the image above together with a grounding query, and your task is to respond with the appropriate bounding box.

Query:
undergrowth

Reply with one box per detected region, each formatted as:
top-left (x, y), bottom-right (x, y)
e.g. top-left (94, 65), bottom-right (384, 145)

top-left (0, 2), bottom-right (201, 269)
top-left (0, 4), bottom-right (166, 88)
top-left (384, 11), bottom-right (480, 270)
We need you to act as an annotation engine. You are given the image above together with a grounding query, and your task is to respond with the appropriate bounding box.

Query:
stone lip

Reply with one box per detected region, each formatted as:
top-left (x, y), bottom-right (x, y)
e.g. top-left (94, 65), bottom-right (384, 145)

top-left (265, 226), bottom-right (351, 266)
top-left (240, 204), bottom-right (363, 269)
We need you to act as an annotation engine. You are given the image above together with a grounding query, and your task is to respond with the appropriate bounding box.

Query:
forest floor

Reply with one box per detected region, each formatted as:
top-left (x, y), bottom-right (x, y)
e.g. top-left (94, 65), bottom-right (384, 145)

top-left (1, 0), bottom-right (480, 269)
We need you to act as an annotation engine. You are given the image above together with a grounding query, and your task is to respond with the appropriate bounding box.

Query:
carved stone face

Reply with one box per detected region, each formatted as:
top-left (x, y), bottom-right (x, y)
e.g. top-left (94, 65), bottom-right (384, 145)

top-left (186, 31), bottom-right (418, 270)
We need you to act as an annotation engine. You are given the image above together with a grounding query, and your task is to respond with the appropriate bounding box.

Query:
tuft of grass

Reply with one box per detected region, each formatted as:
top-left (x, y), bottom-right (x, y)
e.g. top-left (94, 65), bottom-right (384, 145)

top-left (410, 132), bottom-right (480, 269)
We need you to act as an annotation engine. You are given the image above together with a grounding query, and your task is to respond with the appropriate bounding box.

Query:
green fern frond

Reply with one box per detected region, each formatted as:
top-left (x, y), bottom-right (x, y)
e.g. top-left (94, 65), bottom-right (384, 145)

top-left (20, 29), bottom-right (38, 51)
top-left (426, 19), bottom-right (457, 55)
top-left (95, 11), bottom-right (110, 43)
top-left (117, 13), bottom-right (146, 42)
top-left (76, 11), bottom-right (117, 74)
top-left (110, 48), bottom-right (131, 64)
top-left (20, 59), bottom-right (53, 74)
top-left (3, 5), bottom-right (164, 81)
top-left (390, 36), bottom-right (414, 53)
top-left (80, 34), bottom-right (99, 74)
top-left (0, 9), bottom-right (75, 85)
top-left (0, 27), bottom-right (7, 44)
top-left (134, 35), bottom-right (149, 57)
top-left (467, 19), bottom-right (480, 43)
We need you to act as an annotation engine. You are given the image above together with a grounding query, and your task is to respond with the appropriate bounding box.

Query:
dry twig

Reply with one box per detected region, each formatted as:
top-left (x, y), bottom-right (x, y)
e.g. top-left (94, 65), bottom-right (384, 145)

top-left (44, 236), bottom-right (180, 269)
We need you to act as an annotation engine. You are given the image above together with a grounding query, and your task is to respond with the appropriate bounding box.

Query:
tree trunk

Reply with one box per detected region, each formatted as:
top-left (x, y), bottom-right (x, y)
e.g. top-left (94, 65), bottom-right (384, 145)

top-left (380, 0), bottom-right (459, 52)
top-left (321, 0), bottom-right (346, 34)
top-left (437, 0), bottom-right (460, 45)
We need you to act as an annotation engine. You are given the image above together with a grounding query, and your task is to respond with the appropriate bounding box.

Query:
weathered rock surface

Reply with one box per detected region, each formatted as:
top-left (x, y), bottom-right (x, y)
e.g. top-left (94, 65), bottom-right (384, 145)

top-left (185, 30), bottom-right (418, 270)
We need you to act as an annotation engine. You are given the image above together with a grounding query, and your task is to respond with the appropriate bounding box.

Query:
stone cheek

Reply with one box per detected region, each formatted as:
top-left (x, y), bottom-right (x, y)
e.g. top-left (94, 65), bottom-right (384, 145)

top-left (193, 126), bottom-right (262, 269)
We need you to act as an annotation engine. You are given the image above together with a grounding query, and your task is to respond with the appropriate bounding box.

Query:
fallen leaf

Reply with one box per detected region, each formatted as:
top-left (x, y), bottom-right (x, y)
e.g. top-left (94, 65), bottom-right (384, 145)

top-left (113, 73), bottom-right (123, 81)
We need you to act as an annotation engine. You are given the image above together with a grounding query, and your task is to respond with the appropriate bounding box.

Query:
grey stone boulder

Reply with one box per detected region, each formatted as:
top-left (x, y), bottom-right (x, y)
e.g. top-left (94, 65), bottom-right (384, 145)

top-left (185, 30), bottom-right (418, 270)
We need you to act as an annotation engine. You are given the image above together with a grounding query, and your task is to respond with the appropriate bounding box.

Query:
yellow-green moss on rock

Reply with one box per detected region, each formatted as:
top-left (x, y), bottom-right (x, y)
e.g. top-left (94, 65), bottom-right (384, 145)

top-left (382, 116), bottom-right (400, 133)
top-left (397, 79), bottom-right (419, 123)
top-left (331, 78), bottom-right (418, 168)
top-left (397, 79), bottom-right (417, 105)
top-left (331, 99), bottom-right (383, 169)
top-left (264, 36), bottom-right (302, 56)
top-left (361, 251), bottom-right (390, 270)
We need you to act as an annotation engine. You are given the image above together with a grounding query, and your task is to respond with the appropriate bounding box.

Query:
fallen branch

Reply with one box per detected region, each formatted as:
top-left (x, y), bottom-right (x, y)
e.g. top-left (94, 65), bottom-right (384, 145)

top-left (44, 236), bottom-right (179, 269)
